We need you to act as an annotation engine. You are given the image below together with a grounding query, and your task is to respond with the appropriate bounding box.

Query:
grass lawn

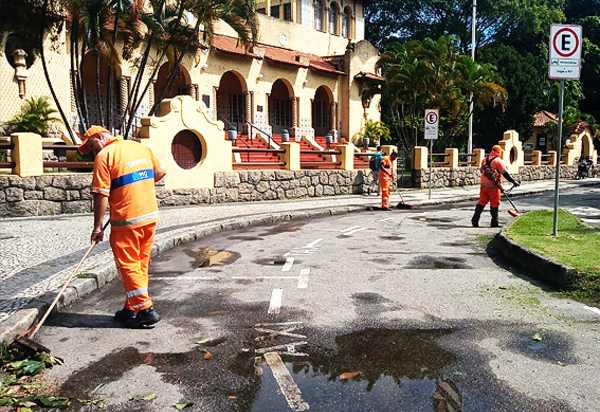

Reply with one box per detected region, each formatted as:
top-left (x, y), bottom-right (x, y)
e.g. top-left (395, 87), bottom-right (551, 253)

top-left (506, 209), bottom-right (600, 305)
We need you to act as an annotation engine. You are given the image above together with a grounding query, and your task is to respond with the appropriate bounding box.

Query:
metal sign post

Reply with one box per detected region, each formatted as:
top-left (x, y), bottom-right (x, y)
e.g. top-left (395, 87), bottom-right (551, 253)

top-left (549, 24), bottom-right (582, 235)
top-left (424, 109), bottom-right (439, 200)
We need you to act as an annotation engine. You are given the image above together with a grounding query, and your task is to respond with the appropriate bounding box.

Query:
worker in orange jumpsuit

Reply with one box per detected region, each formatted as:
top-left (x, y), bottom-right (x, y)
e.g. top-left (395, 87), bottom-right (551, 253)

top-left (79, 126), bottom-right (166, 328)
top-left (471, 145), bottom-right (520, 227)
top-left (378, 151), bottom-right (398, 210)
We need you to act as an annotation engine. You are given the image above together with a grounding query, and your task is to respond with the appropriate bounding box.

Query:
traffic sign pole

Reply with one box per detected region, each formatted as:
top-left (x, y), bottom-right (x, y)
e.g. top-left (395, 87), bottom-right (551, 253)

top-left (553, 79), bottom-right (565, 235)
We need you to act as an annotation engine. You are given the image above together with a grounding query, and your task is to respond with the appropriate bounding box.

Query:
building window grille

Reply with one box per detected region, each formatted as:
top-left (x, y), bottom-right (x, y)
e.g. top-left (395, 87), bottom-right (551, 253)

top-left (271, 5), bottom-right (280, 18)
top-left (257, 8), bottom-right (266, 14)
top-left (329, 3), bottom-right (338, 35)
top-left (273, 99), bottom-right (291, 127)
top-left (171, 130), bottom-right (202, 170)
top-left (284, 3), bottom-right (292, 21)
top-left (342, 8), bottom-right (351, 38)
top-left (314, 0), bottom-right (323, 31)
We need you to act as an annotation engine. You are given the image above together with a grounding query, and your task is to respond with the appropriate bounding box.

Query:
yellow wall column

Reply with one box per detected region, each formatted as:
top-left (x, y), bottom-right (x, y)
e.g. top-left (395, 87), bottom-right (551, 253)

top-left (547, 151), bottom-right (557, 166)
top-left (337, 144), bottom-right (354, 171)
top-left (281, 142), bottom-right (300, 171)
top-left (12, 133), bottom-right (43, 177)
top-left (473, 149), bottom-right (485, 168)
top-left (413, 146), bottom-right (428, 170)
top-left (445, 148), bottom-right (458, 168)
top-left (531, 150), bottom-right (542, 166)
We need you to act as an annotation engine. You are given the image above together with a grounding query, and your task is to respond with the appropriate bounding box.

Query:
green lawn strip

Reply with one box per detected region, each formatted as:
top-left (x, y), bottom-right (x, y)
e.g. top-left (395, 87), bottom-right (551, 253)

top-left (505, 210), bottom-right (600, 306)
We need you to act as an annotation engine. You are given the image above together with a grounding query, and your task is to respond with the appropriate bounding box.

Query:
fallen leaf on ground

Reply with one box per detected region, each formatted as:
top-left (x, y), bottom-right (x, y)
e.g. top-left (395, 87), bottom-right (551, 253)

top-left (142, 393), bottom-right (156, 401)
top-left (557, 361), bottom-right (566, 366)
top-left (532, 333), bottom-right (543, 341)
top-left (228, 396), bottom-right (238, 400)
top-left (203, 351), bottom-right (213, 360)
top-left (196, 339), bottom-right (210, 345)
top-left (338, 372), bottom-right (359, 380)
top-left (173, 402), bottom-right (194, 410)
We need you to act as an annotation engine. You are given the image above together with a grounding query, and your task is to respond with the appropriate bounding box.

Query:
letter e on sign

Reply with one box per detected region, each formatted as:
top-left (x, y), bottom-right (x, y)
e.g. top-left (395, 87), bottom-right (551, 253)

top-left (549, 24), bottom-right (582, 80)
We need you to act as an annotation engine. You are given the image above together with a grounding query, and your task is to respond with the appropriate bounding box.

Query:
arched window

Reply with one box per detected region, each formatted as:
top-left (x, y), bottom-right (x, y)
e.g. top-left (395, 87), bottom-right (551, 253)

top-left (342, 7), bottom-right (351, 38)
top-left (314, 0), bottom-right (324, 31)
top-left (329, 2), bottom-right (339, 35)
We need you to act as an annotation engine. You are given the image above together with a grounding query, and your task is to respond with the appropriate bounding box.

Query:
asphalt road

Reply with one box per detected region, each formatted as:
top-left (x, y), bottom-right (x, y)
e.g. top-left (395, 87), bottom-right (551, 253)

top-left (33, 187), bottom-right (600, 412)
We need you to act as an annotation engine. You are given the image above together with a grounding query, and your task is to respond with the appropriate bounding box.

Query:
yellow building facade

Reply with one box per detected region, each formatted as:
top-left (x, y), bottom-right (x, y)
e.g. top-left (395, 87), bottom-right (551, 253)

top-left (0, 0), bottom-right (381, 144)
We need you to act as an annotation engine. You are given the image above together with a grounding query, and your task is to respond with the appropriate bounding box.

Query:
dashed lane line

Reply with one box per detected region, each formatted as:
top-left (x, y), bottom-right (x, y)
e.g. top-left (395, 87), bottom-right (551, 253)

top-left (297, 269), bottom-right (309, 289)
top-left (303, 238), bottom-right (324, 248)
top-left (340, 225), bottom-right (361, 232)
top-left (263, 352), bottom-right (310, 411)
top-left (340, 227), bottom-right (367, 236)
top-left (268, 288), bottom-right (283, 314)
top-left (282, 257), bottom-right (295, 272)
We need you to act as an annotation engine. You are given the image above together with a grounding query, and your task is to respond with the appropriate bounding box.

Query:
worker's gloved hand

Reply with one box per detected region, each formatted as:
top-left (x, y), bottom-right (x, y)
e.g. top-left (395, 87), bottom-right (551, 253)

top-left (514, 180), bottom-right (521, 187)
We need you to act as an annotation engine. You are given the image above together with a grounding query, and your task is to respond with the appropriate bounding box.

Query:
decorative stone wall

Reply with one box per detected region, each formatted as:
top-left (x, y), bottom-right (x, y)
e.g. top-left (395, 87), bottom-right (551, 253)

top-left (1, 170), bottom-right (374, 217)
top-left (412, 165), bottom-right (582, 188)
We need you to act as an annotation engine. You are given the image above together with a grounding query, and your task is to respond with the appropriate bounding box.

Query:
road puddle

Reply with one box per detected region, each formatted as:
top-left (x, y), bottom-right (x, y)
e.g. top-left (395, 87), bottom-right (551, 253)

top-left (405, 255), bottom-right (473, 269)
top-left (248, 328), bottom-right (472, 411)
top-left (184, 247), bottom-right (240, 268)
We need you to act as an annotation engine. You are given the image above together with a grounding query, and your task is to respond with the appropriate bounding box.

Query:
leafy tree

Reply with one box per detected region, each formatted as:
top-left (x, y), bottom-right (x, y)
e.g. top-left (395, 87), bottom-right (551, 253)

top-left (364, 36), bottom-right (507, 152)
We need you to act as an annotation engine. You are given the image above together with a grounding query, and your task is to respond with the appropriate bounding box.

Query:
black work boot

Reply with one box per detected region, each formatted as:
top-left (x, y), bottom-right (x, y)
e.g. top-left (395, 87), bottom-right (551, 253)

top-left (115, 308), bottom-right (137, 322)
top-left (124, 306), bottom-right (161, 329)
top-left (491, 207), bottom-right (500, 227)
top-left (471, 204), bottom-right (484, 227)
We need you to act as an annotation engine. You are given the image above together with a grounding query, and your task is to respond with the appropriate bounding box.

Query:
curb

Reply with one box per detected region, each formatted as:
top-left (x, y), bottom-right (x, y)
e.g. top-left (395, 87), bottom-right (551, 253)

top-left (496, 228), bottom-right (577, 289)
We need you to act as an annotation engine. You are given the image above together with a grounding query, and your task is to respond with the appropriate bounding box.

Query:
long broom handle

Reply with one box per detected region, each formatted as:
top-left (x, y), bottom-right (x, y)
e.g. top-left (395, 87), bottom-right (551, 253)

top-left (29, 220), bottom-right (109, 339)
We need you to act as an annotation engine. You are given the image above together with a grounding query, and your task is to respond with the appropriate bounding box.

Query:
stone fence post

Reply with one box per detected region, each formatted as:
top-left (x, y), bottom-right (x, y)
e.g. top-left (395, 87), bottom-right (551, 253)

top-left (473, 149), bottom-right (485, 168)
top-left (547, 151), bottom-right (557, 166)
top-left (531, 150), bottom-right (542, 166)
top-left (337, 144), bottom-right (354, 171)
top-left (12, 133), bottom-right (43, 177)
top-left (413, 146), bottom-right (428, 169)
top-left (281, 142), bottom-right (300, 171)
top-left (445, 148), bottom-right (458, 168)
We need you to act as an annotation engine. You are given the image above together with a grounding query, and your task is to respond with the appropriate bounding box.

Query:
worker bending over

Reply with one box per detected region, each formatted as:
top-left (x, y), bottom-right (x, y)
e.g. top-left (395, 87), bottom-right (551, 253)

top-left (472, 145), bottom-right (520, 227)
top-left (79, 126), bottom-right (166, 328)
top-left (379, 151), bottom-right (398, 210)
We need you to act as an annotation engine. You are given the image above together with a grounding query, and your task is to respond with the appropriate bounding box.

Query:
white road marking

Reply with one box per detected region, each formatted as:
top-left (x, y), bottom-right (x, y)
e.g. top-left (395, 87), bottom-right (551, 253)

top-left (152, 276), bottom-right (299, 281)
top-left (255, 327), bottom-right (307, 339)
top-left (377, 216), bottom-right (401, 222)
top-left (255, 321), bottom-right (303, 327)
top-left (583, 306), bottom-right (600, 316)
top-left (298, 269), bottom-right (310, 289)
top-left (284, 250), bottom-right (315, 256)
top-left (268, 288), bottom-right (283, 314)
top-left (256, 341), bottom-right (308, 354)
top-left (263, 352), bottom-right (310, 411)
top-left (340, 225), bottom-right (361, 232)
top-left (341, 227), bottom-right (367, 236)
top-left (282, 257), bottom-right (295, 272)
top-left (304, 238), bottom-right (324, 248)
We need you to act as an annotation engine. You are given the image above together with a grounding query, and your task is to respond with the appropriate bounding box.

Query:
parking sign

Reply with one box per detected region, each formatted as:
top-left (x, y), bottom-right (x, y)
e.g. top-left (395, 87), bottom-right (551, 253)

top-left (424, 109), bottom-right (439, 140)
top-left (549, 24), bottom-right (583, 80)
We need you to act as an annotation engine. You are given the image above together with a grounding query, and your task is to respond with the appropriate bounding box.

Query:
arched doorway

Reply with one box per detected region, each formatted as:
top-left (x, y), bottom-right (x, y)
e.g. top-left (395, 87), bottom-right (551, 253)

top-left (269, 79), bottom-right (294, 135)
top-left (154, 63), bottom-right (191, 104)
top-left (312, 86), bottom-right (333, 137)
top-left (217, 71), bottom-right (248, 133)
top-left (82, 51), bottom-right (121, 130)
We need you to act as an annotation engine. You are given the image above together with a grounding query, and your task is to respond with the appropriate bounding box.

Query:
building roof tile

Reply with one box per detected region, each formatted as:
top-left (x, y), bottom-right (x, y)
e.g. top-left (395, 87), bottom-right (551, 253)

top-left (533, 110), bottom-right (557, 127)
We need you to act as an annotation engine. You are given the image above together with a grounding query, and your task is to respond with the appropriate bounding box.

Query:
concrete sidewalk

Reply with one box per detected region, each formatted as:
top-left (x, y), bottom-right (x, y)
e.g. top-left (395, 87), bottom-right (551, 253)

top-left (1, 178), bottom-right (597, 341)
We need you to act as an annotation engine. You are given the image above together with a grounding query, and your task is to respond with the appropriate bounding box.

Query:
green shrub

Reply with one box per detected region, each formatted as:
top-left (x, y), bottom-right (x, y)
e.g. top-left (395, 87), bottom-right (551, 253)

top-left (7, 96), bottom-right (58, 135)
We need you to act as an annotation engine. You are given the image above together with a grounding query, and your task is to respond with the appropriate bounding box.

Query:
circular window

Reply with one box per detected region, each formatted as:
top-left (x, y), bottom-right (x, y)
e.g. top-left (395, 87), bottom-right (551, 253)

top-left (171, 130), bottom-right (202, 169)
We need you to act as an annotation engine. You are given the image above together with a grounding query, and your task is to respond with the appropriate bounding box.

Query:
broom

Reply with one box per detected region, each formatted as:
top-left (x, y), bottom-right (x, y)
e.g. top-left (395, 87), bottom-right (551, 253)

top-left (501, 184), bottom-right (521, 217)
top-left (10, 220), bottom-right (109, 356)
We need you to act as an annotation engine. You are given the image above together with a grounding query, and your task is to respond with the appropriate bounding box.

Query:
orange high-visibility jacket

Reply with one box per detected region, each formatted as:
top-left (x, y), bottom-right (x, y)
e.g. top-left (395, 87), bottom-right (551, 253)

top-left (480, 155), bottom-right (506, 188)
top-left (378, 155), bottom-right (394, 180)
top-left (91, 137), bottom-right (166, 231)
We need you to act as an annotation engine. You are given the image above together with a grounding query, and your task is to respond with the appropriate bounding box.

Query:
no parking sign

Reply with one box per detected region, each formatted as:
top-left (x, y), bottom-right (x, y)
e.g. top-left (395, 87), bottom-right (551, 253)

top-left (424, 109), bottom-right (439, 140)
top-left (549, 24), bottom-right (582, 80)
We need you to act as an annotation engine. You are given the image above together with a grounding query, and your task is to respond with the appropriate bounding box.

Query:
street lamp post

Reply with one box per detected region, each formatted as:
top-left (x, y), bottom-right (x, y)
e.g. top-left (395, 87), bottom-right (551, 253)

top-left (468, 0), bottom-right (477, 155)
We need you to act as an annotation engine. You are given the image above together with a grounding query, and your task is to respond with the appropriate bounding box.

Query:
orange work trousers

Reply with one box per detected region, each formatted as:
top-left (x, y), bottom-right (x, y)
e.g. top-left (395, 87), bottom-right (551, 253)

top-left (110, 223), bottom-right (156, 311)
top-left (379, 176), bottom-right (391, 208)
top-left (477, 185), bottom-right (501, 208)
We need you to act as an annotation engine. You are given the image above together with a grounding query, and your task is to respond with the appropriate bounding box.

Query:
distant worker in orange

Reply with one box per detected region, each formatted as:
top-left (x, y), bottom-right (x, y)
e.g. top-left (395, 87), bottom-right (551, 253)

top-left (379, 151), bottom-right (398, 210)
top-left (471, 145), bottom-right (520, 227)
top-left (79, 126), bottom-right (166, 328)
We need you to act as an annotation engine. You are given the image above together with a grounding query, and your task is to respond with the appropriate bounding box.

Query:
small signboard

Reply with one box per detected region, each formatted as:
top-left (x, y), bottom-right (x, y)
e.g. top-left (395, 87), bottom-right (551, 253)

top-left (549, 24), bottom-right (583, 80)
top-left (424, 109), bottom-right (439, 140)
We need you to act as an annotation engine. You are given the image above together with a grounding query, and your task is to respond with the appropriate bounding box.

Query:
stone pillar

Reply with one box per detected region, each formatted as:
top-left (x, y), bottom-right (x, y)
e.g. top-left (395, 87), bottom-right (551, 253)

top-left (445, 148), bottom-right (458, 168)
top-left (473, 148), bottom-right (485, 168)
top-left (548, 151), bottom-right (557, 166)
top-left (531, 150), bottom-right (542, 166)
top-left (337, 144), bottom-right (354, 171)
top-left (12, 133), bottom-right (43, 177)
top-left (281, 142), bottom-right (300, 171)
top-left (413, 146), bottom-right (428, 170)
